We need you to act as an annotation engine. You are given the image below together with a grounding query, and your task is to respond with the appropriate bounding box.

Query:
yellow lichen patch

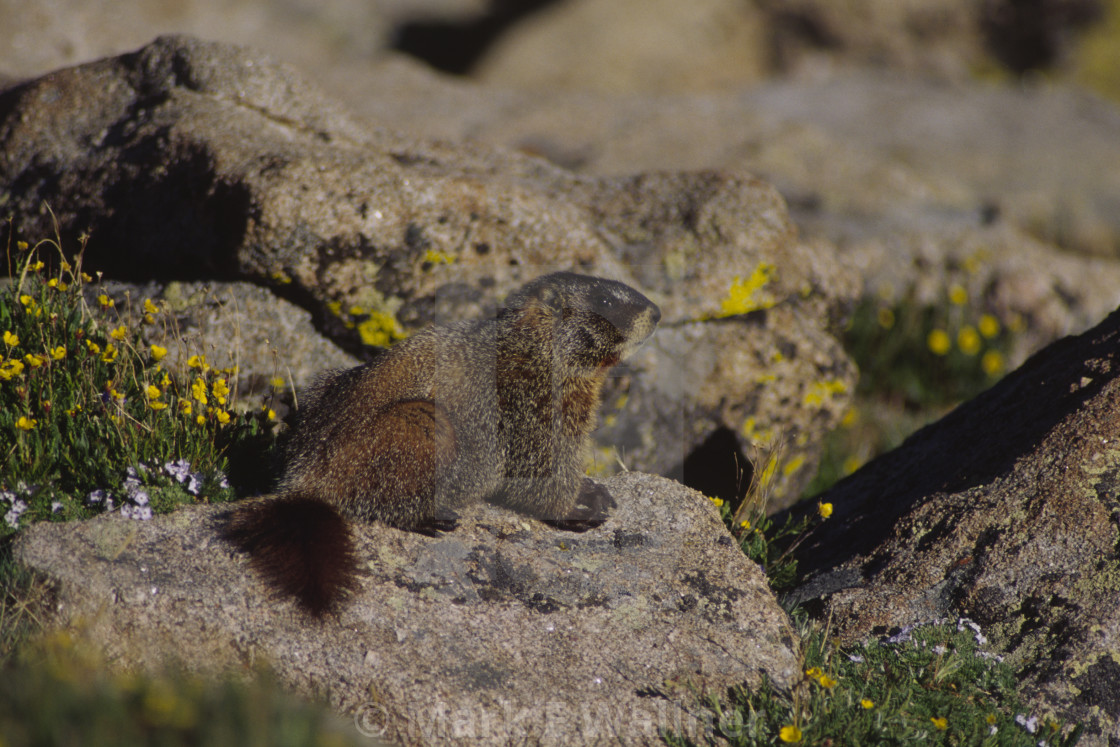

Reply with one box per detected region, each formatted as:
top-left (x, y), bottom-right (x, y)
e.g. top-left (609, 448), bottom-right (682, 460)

top-left (782, 454), bottom-right (806, 477)
top-left (357, 310), bottom-right (407, 348)
top-left (421, 249), bottom-right (456, 266)
top-left (741, 417), bottom-right (777, 447)
top-left (716, 262), bottom-right (778, 317)
top-left (803, 379), bottom-right (848, 408)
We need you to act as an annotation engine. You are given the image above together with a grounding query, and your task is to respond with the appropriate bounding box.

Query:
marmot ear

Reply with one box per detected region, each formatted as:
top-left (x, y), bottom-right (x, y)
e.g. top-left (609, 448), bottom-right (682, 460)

top-left (536, 285), bottom-right (565, 314)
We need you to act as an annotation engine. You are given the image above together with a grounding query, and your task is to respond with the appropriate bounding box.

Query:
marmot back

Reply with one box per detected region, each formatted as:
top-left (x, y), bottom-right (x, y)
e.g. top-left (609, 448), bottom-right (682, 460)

top-left (223, 272), bottom-right (660, 615)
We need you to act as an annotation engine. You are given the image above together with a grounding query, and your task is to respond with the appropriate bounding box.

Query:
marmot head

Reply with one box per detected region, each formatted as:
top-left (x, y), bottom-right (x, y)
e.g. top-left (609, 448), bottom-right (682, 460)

top-left (502, 272), bottom-right (661, 372)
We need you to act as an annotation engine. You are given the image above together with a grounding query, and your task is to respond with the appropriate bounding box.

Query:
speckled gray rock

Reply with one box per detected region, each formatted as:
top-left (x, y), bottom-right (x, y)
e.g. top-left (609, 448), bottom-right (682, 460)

top-left (14, 472), bottom-right (799, 746)
top-left (0, 35), bottom-right (859, 508)
top-left (92, 279), bottom-right (358, 394)
top-left (351, 63), bottom-right (1120, 360)
top-left (788, 305), bottom-right (1120, 745)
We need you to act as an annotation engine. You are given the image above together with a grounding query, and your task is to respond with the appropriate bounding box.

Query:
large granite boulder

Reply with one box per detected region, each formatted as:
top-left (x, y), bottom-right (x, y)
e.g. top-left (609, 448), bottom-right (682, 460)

top-left (0, 35), bottom-right (859, 508)
top-left (14, 472), bottom-right (800, 746)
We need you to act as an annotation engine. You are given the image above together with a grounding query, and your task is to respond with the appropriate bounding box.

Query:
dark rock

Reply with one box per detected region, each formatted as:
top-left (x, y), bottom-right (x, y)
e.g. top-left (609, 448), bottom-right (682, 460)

top-left (789, 305), bottom-right (1120, 743)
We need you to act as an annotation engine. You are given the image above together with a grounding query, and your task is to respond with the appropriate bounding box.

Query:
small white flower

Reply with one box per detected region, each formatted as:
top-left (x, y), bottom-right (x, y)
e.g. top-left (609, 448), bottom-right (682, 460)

top-left (164, 459), bottom-right (192, 483)
top-left (1016, 714), bottom-right (1039, 734)
top-left (132, 490), bottom-right (150, 507)
top-left (51, 501), bottom-right (64, 514)
top-left (187, 473), bottom-right (204, 496)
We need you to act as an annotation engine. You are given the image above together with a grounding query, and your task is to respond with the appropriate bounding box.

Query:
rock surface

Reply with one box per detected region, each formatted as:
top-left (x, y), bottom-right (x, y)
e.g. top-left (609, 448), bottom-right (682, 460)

top-left (0, 35), bottom-right (859, 508)
top-left (351, 65), bottom-right (1120, 360)
top-left (788, 305), bottom-right (1120, 744)
top-left (14, 472), bottom-right (800, 746)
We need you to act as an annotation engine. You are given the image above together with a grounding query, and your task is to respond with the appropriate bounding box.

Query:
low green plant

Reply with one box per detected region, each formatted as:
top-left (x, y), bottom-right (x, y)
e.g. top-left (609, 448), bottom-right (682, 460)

top-left (0, 227), bottom-right (278, 540)
top-left (0, 629), bottom-right (364, 747)
top-left (667, 615), bottom-right (1081, 746)
top-left (844, 281), bottom-right (1016, 409)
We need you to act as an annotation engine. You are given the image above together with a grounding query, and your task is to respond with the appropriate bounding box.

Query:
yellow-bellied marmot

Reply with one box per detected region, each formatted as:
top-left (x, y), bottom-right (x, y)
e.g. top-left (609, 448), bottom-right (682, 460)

top-left (222, 272), bottom-right (660, 615)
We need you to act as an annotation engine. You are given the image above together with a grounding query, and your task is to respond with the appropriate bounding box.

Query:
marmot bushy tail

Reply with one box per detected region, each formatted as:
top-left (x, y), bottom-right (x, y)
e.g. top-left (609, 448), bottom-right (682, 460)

top-left (222, 272), bottom-right (660, 615)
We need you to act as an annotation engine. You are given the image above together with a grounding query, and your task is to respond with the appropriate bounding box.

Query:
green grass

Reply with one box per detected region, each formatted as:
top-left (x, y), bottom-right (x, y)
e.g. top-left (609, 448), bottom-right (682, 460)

top-left (0, 629), bottom-right (364, 747)
top-left (0, 224), bottom-right (366, 746)
top-left (667, 613), bottom-right (1081, 746)
top-left (692, 439), bottom-right (1084, 746)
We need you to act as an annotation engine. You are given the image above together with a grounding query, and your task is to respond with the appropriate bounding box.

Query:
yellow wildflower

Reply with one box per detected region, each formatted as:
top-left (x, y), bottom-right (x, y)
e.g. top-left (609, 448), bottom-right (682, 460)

top-left (212, 378), bottom-right (230, 405)
top-left (28, 261), bottom-right (44, 271)
top-left (109, 325), bottom-right (128, 341)
top-left (270, 376), bottom-right (285, 391)
top-left (150, 401), bottom-right (168, 411)
top-left (187, 354), bottom-right (209, 372)
top-left (948, 284), bottom-right (968, 306)
top-left (101, 344), bottom-right (118, 363)
top-left (15, 416), bottom-right (37, 430)
top-left (50, 346), bottom-right (66, 360)
top-left (877, 306), bottom-right (895, 329)
top-left (85, 340), bottom-right (101, 355)
top-left (861, 699), bottom-right (875, 709)
top-left (146, 385), bottom-right (162, 400)
top-left (24, 354), bottom-right (44, 368)
top-left (778, 725), bottom-right (802, 743)
top-left (978, 313), bottom-right (1001, 339)
top-left (191, 378), bottom-right (208, 405)
top-left (149, 344), bottom-right (168, 362)
top-left (178, 400), bottom-right (193, 416)
top-left (981, 350), bottom-right (1005, 377)
top-left (818, 502), bottom-right (833, 519)
top-left (931, 717), bottom-right (948, 730)
top-left (16, 240), bottom-right (29, 251)
top-left (0, 360), bottom-right (25, 380)
top-left (739, 519), bottom-right (751, 530)
top-left (97, 294), bottom-right (114, 309)
top-left (196, 414), bottom-right (207, 426)
top-left (957, 326), bottom-right (981, 356)
top-left (143, 298), bottom-right (160, 315)
top-left (927, 329), bottom-right (951, 356)
top-left (3, 331), bottom-right (19, 347)
top-left (818, 673), bottom-right (837, 688)
top-left (710, 496), bottom-right (724, 508)
top-left (215, 409), bottom-right (231, 425)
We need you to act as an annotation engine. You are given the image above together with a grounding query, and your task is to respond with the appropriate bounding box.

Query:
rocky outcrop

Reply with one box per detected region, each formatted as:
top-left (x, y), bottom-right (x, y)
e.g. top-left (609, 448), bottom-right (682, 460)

top-left (788, 305), bottom-right (1120, 744)
top-left (14, 472), bottom-right (799, 746)
top-left (0, 35), bottom-right (858, 507)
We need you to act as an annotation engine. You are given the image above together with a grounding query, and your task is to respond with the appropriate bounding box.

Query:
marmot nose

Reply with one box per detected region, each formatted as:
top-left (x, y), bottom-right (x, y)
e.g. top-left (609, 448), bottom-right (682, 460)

top-left (650, 304), bottom-right (662, 325)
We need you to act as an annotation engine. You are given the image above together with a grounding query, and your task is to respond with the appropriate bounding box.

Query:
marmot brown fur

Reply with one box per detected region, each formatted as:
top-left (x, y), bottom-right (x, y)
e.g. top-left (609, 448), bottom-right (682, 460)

top-left (222, 272), bottom-right (660, 615)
